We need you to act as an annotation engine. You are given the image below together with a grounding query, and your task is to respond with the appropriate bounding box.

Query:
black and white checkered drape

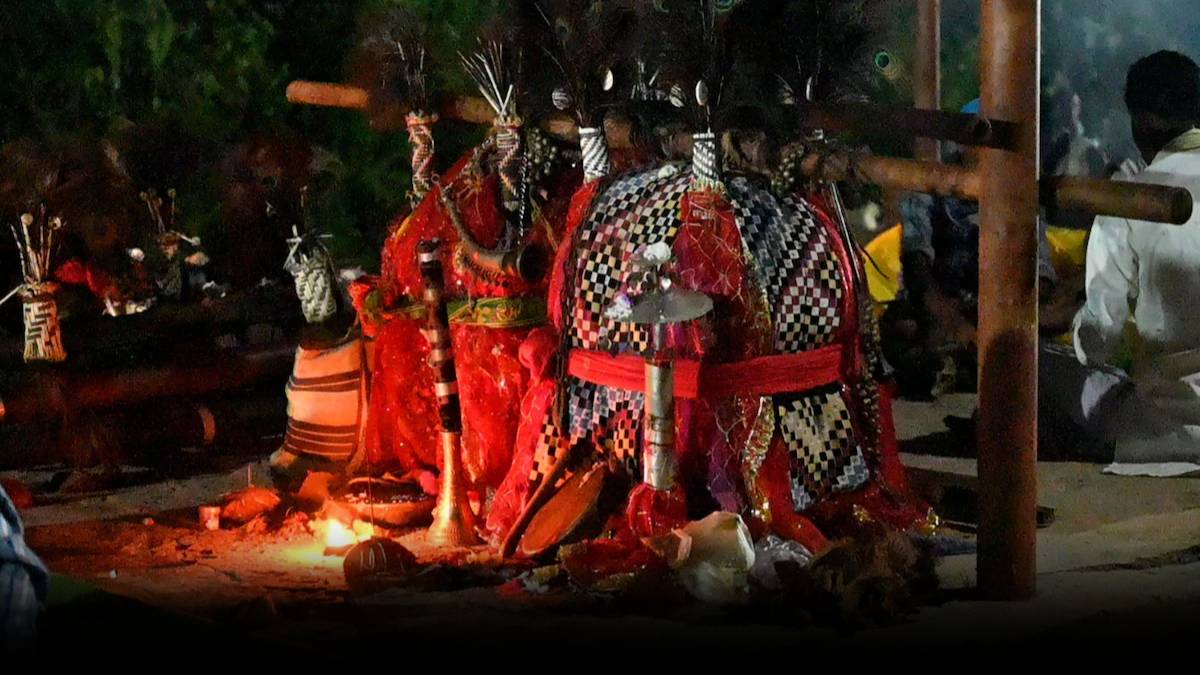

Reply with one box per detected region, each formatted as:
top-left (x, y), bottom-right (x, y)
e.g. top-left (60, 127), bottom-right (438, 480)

top-left (528, 167), bottom-right (870, 511)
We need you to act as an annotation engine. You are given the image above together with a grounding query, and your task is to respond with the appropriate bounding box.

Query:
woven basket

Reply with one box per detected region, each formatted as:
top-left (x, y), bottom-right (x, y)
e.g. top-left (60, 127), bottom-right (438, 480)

top-left (290, 253), bottom-right (337, 324)
top-left (21, 285), bottom-right (66, 363)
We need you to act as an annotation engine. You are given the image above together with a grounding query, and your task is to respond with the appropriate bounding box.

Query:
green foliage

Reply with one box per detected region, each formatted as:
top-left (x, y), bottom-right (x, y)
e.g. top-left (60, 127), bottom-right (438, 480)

top-left (0, 0), bottom-right (502, 269)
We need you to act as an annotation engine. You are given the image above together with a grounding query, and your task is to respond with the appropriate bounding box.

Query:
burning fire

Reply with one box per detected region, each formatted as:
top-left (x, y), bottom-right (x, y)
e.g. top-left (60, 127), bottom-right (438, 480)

top-left (314, 518), bottom-right (375, 551)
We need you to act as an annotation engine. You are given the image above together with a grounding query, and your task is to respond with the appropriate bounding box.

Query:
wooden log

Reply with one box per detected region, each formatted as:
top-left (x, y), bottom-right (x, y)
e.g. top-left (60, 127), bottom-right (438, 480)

top-left (1043, 174), bottom-right (1193, 225)
top-left (800, 151), bottom-right (1192, 225)
top-left (286, 81), bottom-right (369, 110)
top-left (287, 80), bottom-right (1013, 148)
top-left (0, 343), bottom-right (295, 427)
top-left (285, 80), bottom-right (1192, 224)
top-left (914, 0), bottom-right (943, 161)
top-left (801, 152), bottom-right (982, 200)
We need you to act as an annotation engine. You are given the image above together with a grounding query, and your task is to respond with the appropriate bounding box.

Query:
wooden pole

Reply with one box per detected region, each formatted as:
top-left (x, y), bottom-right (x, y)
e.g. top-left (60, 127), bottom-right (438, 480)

top-left (977, 0), bottom-right (1040, 600)
top-left (285, 81), bottom-right (369, 110)
top-left (914, 0), bottom-right (942, 162)
top-left (906, 0), bottom-right (940, 237)
top-left (1042, 175), bottom-right (1193, 226)
top-left (287, 81), bottom-right (1012, 148)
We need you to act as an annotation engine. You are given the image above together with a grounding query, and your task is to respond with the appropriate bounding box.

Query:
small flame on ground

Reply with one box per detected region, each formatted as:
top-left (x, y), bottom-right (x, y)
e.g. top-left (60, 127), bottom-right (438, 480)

top-left (316, 518), bottom-right (376, 550)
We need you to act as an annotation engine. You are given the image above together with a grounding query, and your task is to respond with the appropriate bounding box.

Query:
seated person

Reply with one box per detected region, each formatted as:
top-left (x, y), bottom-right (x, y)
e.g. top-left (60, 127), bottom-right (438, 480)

top-left (882, 100), bottom-right (1058, 398)
top-left (1040, 51), bottom-right (1200, 474)
top-left (1, 484), bottom-right (47, 648)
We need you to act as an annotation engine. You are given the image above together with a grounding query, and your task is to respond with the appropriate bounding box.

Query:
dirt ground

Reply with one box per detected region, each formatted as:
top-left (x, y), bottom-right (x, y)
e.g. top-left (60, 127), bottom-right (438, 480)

top-left (8, 393), bottom-right (1200, 654)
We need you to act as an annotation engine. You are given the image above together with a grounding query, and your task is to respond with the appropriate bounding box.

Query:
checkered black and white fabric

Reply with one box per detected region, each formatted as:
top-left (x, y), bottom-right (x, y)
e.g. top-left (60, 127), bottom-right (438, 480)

top-left (528, 169), bottom-right (869, 512)
top-left (531, 166), bottom-right (691, 487)
top-left (776, 387), bottom-right (870, 510)
top-left (691, 132), bottom-right (721, 188)
top-left (726, 176), bottom-right (843, 352)
top-left (569, 164), bottom-right (691, 353)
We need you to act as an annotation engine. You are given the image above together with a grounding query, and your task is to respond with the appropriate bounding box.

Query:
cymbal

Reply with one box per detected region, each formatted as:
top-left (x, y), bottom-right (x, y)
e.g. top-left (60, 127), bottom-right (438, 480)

top-left (626, 286), bottom-right (713, 325)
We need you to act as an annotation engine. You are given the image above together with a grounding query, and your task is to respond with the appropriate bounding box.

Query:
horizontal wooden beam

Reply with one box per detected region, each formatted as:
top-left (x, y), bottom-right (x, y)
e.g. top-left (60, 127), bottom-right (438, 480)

top-left (797, 101), bottom-right (1016, 150)
top-left (286, 80), bottom-right (1194, 225)
top-left (1043, 174), bottom-right (1193, 225)
top-left (802, 152), bottom-right (982, 200)
top-left (0, 344), bottom-right (295, 426)
top-left (287, 80), bottom-right (1014, 148)
top-left (286, 81), bottom-right (368, 110)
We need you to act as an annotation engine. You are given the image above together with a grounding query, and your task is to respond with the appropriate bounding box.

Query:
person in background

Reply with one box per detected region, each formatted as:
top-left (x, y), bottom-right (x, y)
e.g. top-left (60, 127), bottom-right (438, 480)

top-left (0, 484), bottom-right (47, 648)
top-left (1040, 50), bottom-right (1200, 474)
top-left (883, 99), bottom-right (1058, 399)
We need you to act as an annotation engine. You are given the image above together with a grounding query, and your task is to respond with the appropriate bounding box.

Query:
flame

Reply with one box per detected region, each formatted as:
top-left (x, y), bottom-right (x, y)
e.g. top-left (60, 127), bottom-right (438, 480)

top-left (325, 519), bottom-right (357, 549)
top-left (316, 518), bottom-right (376, 550)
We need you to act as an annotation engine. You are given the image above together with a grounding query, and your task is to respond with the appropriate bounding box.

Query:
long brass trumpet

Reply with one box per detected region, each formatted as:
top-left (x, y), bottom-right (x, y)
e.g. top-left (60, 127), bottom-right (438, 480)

top-left (417, 239), bottom-right (480, 547)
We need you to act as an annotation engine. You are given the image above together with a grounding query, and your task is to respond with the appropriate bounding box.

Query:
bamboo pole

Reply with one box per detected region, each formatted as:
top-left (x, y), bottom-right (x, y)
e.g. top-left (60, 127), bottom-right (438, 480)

top-left (797, 151), bottom-right (1191, 224)
top-left (1043, 175), bottom-right (1192, 225)
top-left (287, 81), bottom-right (1012, 148)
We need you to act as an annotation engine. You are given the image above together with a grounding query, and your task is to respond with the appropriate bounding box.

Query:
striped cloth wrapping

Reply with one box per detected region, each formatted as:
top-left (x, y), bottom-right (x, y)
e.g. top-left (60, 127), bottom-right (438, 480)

top-left (578, 127), bottom-right (612, 183)
top-left (282, 337), bottom-right (366, 464)
top-left (1, 485), bottom-right (47, 648)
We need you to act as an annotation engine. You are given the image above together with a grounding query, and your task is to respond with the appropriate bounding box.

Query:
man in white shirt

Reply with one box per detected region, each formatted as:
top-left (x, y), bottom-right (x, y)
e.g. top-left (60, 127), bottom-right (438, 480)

top-left (1041, 50), bottom-right (1200, 475)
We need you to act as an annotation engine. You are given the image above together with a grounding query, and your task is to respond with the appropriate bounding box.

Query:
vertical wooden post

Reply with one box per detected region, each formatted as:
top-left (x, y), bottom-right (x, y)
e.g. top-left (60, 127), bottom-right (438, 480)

top-left (914, 0), bottom-right (942, 162)
top-left (977, 0), bottom-right (1040, 599)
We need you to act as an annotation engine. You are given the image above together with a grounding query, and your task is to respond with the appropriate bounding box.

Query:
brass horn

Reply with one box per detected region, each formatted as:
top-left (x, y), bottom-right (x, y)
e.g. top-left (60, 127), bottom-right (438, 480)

top-left (436, 183), bottom-right (547, 284)
top-left (417, 239), bottom-right (481, 547)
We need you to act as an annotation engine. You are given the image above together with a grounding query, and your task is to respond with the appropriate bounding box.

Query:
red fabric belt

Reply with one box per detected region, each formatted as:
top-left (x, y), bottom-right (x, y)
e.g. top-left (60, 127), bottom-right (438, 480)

top-left (567, 345), bottom-right (844, 399)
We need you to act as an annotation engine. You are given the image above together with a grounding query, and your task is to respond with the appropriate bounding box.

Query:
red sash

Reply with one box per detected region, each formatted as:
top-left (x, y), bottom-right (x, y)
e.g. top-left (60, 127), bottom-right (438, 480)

top-left (567, 345), bottom-right (844, 399)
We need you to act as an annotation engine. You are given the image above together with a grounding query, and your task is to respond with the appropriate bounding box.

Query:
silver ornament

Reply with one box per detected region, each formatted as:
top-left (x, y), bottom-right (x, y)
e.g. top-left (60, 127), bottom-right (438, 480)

top-left (602, 68), bottom-right (615, 92)
top-left (669, 84), bottom-right (686, 108)
top-left (695, 80), bottom-right (709, 107)
top-left (552, 87), bottom-right (572, 111)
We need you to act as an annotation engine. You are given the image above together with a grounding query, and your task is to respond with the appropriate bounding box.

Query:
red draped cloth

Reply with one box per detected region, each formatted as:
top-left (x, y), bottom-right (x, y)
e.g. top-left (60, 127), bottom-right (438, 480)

top-left (360, 152), bottom-right (580, 489)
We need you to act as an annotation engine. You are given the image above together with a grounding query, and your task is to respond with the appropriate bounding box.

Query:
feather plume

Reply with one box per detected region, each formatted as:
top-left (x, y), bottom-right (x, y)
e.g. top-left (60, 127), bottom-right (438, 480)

top-left (513, 1), bottom-right (635, 128)
top-left (627, 0), bottom-right (778, 132)
top-left (772, 1), bottom-right (884, 109)
top-left (350, 7), bottom-right (435, 118)
top-left (460, 38), bottom-right (519, 120)
top-left (622, 1), bottom-right (884, 142)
